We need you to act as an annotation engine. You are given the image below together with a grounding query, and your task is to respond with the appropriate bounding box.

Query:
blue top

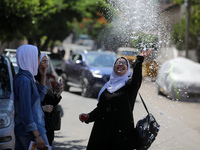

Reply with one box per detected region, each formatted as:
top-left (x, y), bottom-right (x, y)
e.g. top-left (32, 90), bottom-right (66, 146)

top-left (13, 69), bottom-right (48, 136)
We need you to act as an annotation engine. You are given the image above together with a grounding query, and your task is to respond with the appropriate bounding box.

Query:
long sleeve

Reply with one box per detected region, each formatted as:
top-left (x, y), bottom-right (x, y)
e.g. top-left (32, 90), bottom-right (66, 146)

top-left (127, 55), bottom-right (144, 110)
top-left (52, 94), bottom-right (62, 106)
top-left (17, 77), bottom-right (38, 132)
top-left (37, 83), bottom-right (48, 102)
top-left (85, 97), bottom-right (108, 123)
top-left (41, 89), bottom-right (61, 106)
top-left (14, 70), bottom-right (47, 136)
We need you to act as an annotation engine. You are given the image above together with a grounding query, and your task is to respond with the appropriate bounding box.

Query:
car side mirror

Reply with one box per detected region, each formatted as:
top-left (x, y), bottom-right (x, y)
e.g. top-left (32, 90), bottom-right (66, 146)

top-left (76, 60), bottom-right (84, 65)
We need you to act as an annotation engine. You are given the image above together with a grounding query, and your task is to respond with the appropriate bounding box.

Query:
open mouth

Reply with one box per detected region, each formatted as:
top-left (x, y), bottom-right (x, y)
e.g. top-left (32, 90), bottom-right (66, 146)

top-left (117, 67), bottom-right (125, 73)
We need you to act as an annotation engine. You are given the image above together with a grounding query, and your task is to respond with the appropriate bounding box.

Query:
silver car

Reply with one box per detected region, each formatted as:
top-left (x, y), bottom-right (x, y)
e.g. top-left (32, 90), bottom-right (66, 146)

top-left (0, 55), bottom-right (15, 150)
top-left (156, 57), bottom-right (200, 101)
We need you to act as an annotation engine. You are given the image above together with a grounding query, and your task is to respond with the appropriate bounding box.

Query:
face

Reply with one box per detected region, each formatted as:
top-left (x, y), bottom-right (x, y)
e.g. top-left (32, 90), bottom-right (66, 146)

top-left (114, 58), bottom-right (128, 76)
top-left (40, 56), bottom-right (49, 68)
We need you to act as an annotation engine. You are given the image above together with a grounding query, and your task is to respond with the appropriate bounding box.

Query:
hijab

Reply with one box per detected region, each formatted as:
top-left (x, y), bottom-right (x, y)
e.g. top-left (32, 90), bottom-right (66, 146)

top-left (35, 53), bottom-right (53, 91)
top-left (40, 53), bottom-right (46, 62)
top-left (16, 45), bottom-right (39, 80)
top-left (35, 53), bottom-right (46, 82)
top-left (97, 57), bottom-right (131, 100)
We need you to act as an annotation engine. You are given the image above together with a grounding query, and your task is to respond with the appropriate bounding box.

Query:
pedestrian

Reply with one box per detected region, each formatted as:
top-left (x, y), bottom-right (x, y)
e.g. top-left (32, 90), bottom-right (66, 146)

top-left (79, 49), bottom-right (152, 150)
top-left (13, 45), bottom-right (49, 150)
top-left (35, 53), bottom-right (63, 146)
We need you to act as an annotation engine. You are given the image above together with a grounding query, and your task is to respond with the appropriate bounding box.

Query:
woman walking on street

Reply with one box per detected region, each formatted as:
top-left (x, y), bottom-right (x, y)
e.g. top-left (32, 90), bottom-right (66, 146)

top-left (79, 49), bottom-right (152, 150)
top-left (13, 45), bottom-right (49, 150)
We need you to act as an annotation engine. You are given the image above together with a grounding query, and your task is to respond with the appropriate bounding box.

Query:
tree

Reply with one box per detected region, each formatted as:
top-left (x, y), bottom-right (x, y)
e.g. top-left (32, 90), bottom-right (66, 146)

top-left (0, 0), bottom-right (111, 51)
top-left (28, 0), bottom-right (79, 51)
top-left (0, 0), bottom-right (40, 42)
top-left (171, 0), bottom-right (200, 61)
top-left (71, 0), bottom-right (111, 42)
top-left (0, 0), bottom-right (67, 50)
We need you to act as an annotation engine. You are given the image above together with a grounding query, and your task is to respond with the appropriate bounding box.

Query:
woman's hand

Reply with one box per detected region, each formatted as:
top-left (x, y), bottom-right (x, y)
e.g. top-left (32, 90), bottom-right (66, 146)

top-left (39, 61), bottom-right (48, 78)
top-left (35, 136), bottom-right (46, 150)
top-left (39, 61), bottom-right (48, 86)
top-left (42, 105), bottom-right (54, 113)
top-left (140, 49), bottom-right (152, 58)
top-left (79, 113), bottom-right (89, 122)
top-left (33, 130), bottom-right (46, 150)
top-left (56, 79), bottom-right (64, 98)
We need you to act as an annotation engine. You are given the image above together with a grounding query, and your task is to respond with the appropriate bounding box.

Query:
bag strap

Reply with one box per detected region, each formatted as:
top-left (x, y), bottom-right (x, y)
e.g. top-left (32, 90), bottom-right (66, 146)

top-left (126, 91), bottom-right (150, 119)
top-left (138, 93), bottom-right (149, 115)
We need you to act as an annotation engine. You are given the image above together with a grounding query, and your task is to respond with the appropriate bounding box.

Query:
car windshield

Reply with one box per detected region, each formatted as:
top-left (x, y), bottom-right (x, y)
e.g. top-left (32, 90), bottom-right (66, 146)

top-left (12, 63), bottom-right (19, 74)
top-left (87, 53), bottom-right (117, 67)
top-left (0, 63), bottom-right (11, 99)
top-left (120, 51), bottom-right (137, 56)
top-left (9, 57), bottom-right (16, 63)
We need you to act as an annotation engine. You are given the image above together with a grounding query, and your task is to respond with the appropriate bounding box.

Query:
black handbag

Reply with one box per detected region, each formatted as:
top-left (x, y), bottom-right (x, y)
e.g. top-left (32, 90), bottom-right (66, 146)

top-left (135, 93), bottom-right (160, 150)
top-left (45, 110), bottom-right (61, 131)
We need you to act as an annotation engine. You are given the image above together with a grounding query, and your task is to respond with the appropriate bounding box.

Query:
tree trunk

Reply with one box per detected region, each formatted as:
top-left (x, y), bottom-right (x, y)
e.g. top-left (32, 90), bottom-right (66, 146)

top-left (185, 0), bottom-right (191, 58)
top-left (196, 37), bottom-right (200, 63)
top-left (41, 29), bottom-right (54, 51)
top-left (41, 36), bottom-right (51, 51)
top-left (50, 41), bottom-right (55, 52)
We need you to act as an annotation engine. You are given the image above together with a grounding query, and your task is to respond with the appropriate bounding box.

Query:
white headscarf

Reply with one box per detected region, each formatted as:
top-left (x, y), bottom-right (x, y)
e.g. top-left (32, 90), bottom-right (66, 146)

top-left (97, 57), bottom-right (131, 100)
top-left (40, 53), bottom-right (46, 62)
top-left (16, 45), bottom-right (39, 79)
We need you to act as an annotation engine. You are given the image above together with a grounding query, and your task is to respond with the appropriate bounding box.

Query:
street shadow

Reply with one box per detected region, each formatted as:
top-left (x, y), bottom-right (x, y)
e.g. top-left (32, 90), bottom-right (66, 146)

top-left (69, 91), bottom-right (82, 96)
top-left (52, 138), bottom-right (87, 150)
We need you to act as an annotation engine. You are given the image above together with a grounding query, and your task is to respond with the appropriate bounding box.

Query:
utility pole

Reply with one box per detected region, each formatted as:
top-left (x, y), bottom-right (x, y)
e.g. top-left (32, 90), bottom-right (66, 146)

top-left (185, 0), bottom-right (191, 58)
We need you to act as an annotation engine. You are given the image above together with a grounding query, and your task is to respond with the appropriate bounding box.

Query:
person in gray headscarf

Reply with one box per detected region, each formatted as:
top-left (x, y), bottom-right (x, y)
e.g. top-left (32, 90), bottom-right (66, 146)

top-left (79, 49), bottom-right (152, 150)
top-left (35, 53), bottom-right (63, 146)
top-left (13, 45), bottom-right (49, 150)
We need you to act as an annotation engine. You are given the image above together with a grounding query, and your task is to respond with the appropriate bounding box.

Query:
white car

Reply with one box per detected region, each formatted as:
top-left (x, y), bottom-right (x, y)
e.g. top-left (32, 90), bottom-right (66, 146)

top-left (156, 57), bottom-right (200, 101)
top-left (0, 55), bottom-right (15, 150)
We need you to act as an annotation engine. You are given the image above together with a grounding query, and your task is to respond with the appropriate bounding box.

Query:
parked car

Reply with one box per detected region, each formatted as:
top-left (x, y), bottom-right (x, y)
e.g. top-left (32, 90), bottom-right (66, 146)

top-left (49, 52), bottom-right (65, 76)
top-left (0, 55), bottom-right (15, 150)
top-left (117, 47), bottom-right (138, 65)
top-left (61, 50), bottom-right (117, 97)
top-left (117, 47), bottom-right (159, 80)
top-left (5, 49), bottom-right (59, 90)
top-left (74, 34), bottom-right (95, 51)
top-left (156, 57), bottom-right (200, 101)
top-left (4, 49), bottom-right (19, 74)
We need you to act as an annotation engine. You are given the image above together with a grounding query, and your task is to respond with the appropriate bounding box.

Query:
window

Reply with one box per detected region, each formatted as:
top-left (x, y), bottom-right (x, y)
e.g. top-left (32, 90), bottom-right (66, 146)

top-left (0, 64), bottom-right (11, 98)
top-left (72, 54), bottom-right (82, 63)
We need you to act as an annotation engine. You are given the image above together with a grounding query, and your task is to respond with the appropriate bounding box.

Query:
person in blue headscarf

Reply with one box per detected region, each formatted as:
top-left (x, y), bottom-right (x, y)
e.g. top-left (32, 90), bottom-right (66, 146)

top-left (13, 45), bottom-right (49, 150)
top-left (79, 49), bottom-right (152, 150)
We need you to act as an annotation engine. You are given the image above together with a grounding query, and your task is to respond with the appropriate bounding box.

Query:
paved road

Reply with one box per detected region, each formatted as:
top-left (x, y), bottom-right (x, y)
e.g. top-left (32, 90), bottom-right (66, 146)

top-left (52, 78), bottom-right (200, 150)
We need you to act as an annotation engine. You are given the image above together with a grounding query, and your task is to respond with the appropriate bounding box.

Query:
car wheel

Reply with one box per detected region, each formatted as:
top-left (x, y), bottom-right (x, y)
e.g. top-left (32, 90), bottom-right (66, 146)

top-left (61, 73), bottom-right (70, 91)
top-left (81, 78), bottom-right (91, 97)
top-left (157, 86), bottom-right (164, 96)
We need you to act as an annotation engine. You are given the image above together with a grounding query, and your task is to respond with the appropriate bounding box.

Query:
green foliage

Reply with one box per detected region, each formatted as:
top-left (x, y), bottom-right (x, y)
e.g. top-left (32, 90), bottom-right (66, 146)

top-left (171, 19), bottom-right (186, 50)
top-left (71, 0), bottom-right (111, 41)
top-left (170, 0), bottom-right (184, 4)
top-left (132, 32), bottom-right (158, 52)
top-left (0, 0), bottom-right (111, 50)
top-left (0, 0), bottom-right (40, 41)
top-left (171, 0), bottom-right (200, 50)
